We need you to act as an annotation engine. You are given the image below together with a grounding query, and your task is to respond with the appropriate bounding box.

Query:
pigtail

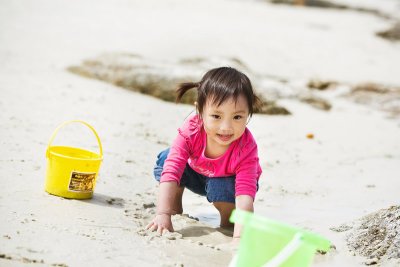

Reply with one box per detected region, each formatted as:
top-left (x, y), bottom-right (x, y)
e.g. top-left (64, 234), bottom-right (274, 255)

top-left (176, 82), bottom-right (200, 104)
top-left (252, 94), bottom-right (263, 116)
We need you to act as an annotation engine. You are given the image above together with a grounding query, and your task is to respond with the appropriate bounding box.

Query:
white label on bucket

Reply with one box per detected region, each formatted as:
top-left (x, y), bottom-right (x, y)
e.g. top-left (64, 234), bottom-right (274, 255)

top-left (68, 171), bottom-right (96, 193)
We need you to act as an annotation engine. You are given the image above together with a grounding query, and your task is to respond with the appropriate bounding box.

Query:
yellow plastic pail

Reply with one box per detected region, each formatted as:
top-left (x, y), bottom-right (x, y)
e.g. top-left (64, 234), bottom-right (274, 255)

top-left (45, 120), bottom-right (103, 199)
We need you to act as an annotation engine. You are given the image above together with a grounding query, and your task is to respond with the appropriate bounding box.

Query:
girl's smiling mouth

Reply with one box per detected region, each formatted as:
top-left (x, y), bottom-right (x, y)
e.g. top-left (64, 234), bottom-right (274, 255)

top-left (217, 134), bottom-right (234, 142)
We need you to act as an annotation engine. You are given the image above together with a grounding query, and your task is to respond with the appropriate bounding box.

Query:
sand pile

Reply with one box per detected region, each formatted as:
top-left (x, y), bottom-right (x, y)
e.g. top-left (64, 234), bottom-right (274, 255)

top-left (345, 206), bottom-right (400, 265)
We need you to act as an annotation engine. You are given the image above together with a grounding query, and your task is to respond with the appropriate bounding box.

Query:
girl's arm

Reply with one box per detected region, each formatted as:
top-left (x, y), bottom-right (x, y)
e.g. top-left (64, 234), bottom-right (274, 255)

top-left (146, 181), bottom-right (179, 234)
top-left (233, 195), bottom-right (254, 240)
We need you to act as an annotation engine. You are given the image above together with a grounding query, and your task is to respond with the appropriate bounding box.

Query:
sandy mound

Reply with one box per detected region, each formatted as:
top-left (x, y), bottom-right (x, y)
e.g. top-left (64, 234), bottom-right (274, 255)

top-left (333, 206), bottom-right (400, 265)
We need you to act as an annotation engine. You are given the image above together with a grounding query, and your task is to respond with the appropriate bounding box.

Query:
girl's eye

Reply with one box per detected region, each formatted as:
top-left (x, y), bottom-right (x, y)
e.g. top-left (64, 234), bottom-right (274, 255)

top-left (211, 115), bottom-right (220, 119)
top-left (234, 115), bottom-right (243, 120)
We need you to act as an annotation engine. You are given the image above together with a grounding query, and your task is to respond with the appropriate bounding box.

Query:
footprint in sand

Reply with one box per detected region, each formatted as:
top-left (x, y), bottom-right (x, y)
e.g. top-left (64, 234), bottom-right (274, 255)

top-left (105, 197), bottom-right (125, 206)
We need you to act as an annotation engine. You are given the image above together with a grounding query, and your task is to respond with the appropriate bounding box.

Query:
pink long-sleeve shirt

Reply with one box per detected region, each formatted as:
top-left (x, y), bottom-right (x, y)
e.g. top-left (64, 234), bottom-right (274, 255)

top-left (161, 114), bottom-right (262, 199)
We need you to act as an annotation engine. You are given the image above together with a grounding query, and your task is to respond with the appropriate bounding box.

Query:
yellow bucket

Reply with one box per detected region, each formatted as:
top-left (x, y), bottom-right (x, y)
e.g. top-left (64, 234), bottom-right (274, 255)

top-left (45, 120), bottom-right (103, 199)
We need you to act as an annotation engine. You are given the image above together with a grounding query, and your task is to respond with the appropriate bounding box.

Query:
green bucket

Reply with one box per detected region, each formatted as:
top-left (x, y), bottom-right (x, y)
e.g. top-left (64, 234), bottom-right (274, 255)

top-left (229, 210), bottom-right (331, 267)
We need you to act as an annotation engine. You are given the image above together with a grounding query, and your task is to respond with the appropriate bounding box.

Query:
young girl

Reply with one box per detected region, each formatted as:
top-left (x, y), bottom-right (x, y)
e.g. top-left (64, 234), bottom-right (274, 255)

top-left (146, 67), bottom-right (262, 241)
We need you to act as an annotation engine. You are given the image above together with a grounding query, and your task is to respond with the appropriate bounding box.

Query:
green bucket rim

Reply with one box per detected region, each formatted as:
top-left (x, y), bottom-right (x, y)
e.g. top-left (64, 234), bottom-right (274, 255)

top-left (230, 209), bottom-right (331, 252)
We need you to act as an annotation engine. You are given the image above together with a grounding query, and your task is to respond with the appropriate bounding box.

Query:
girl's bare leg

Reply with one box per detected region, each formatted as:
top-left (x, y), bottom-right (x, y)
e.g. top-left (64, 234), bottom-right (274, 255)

top-left (171, 186), bottom-right (184, 215)
top-left (213, 202), bottom-right (235, 227)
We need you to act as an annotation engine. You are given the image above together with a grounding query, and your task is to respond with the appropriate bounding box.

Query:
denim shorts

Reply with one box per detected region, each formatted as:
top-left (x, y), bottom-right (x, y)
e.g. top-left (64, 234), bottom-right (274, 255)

top-left (153, 148), bottom-right (236, 204)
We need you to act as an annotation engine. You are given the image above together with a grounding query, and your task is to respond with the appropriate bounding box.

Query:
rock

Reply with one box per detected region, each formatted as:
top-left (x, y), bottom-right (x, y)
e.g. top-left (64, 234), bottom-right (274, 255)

top-left (68, 53), bottom-right (292, 115)
top-left (345, 83), bottom-right (400, 117)
top-left (330, 224), bottom-right (353, 233)
top-left (163, 232), bottom-right (183, 240)
top-left (307, 79), bottom-right (337, 90)
top-left (268, 0), bottom-right (392, 21)
top-left (68, 53), bottom-right (251, 106)
top-left (270, 0), bottom-right (348, 9)
top-left (143, 203), bottom-right (155, 209)
top-left (68, 53), bottom-right (351, 115)
top-left (352, 83), bottom-right (392, 94)
top-left (377, 22), bottom-right (400, 41)
top-left (256, 102), bottom-right (291, 115)
top-left (364, 258), bottom-right (379, 265)
top-left (299, 94), bottom-right (332, 111)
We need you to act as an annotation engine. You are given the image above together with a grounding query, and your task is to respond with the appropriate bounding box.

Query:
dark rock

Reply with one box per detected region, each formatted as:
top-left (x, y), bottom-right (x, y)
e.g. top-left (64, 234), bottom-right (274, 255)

top-left (377, 22), bottom-right (400, 42)
top-left (307, 79), bottom-right (337, 90)
top-left (299, 94), bottom-right (332, 110)
top-left (256, 102), bottom-right (291, 115)
top-left (270, 0), bottom-right (348, 9)
top-left (345, 83), bottom-right (400, 117)
top-left (68, 53), bottom-right (292, 115)
top-left (143, 202), bottom-right (155, 209)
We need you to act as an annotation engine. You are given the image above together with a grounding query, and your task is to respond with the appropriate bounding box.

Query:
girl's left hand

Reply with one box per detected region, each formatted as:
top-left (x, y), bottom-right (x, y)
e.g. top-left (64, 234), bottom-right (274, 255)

top-left (145, 213), bottom-right (174, 235)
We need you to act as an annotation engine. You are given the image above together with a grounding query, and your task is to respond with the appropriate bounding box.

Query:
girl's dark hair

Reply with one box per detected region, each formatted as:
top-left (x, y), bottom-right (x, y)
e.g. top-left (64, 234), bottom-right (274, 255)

top-left (176, 67), bottom-right (260, 117)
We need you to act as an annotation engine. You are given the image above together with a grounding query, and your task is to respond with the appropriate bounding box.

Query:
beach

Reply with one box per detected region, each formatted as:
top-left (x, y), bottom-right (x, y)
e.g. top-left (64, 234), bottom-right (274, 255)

top-left (1, 0), bottom-right (400, 266)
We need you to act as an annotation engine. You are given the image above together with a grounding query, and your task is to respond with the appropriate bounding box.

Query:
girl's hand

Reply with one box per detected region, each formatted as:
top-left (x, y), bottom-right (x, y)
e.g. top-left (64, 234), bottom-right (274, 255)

top-left (145, 214), bottom-right (174, 235)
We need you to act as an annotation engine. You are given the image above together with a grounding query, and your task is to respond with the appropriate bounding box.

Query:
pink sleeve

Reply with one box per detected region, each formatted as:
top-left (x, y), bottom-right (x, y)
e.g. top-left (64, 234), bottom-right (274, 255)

top-left (160, 131), bottom-right (191, 184)
top-left (235, 134), bottom-right (262, 199)
top-left (160, 115), bottom-right (199, 184)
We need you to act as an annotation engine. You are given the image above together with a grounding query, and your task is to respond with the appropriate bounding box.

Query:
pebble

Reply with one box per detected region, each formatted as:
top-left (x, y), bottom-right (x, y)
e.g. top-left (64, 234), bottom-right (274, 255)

top-left (163, 232), bottom-right (183, 240)
top-left (364, 258), bottom-right (378, 265)
top-left (143, 203), bottom-right (155, 209)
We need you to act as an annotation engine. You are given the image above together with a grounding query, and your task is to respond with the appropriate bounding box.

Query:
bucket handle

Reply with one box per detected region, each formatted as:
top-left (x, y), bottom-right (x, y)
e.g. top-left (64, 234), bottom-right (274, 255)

top-left (46, 120), bottom-right (103, 158)
top-left (228, 233), bottom-right (303, 267)
top-left (262, 233), bottom-right (303, 267)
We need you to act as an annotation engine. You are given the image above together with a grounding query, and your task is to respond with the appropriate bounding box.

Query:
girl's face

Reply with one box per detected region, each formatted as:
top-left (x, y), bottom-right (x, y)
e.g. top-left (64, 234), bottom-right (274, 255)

top-left (202, 95), bottom-right (249, 154)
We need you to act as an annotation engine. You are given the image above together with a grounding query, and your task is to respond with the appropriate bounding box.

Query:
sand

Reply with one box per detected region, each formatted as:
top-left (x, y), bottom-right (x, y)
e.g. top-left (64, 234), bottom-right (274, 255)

top-left (1, 0), bottom-right (400, 266)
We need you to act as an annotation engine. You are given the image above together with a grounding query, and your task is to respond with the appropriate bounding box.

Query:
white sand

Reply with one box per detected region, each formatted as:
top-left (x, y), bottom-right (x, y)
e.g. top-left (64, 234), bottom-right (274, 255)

top-left (1, 0), bottom-right (400, 266)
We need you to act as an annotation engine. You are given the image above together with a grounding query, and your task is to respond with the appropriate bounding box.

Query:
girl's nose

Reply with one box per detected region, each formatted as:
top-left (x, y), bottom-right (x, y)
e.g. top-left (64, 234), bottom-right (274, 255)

top-left (220, 120), bottom-right (233, 133)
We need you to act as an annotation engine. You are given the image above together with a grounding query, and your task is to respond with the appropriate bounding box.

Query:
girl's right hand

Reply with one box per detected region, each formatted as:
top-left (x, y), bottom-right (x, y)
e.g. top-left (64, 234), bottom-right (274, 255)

top-left (145, 214), bottom-right (174, 235)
